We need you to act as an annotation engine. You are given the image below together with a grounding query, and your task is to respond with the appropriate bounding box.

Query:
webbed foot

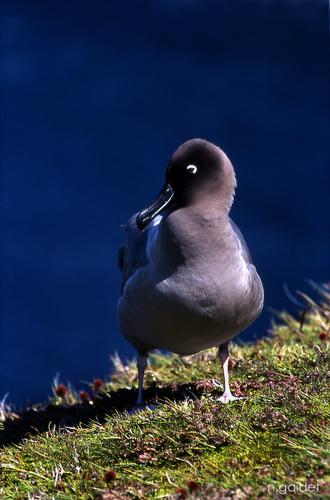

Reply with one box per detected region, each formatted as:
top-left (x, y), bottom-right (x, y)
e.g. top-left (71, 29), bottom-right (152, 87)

top-left (217, 392), bottom-right (246, 404)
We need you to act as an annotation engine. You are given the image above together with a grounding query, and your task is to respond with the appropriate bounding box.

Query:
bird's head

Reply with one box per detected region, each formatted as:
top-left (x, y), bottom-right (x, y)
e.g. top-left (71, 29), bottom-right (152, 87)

top-left (136, 138), bottom-right (236, 230)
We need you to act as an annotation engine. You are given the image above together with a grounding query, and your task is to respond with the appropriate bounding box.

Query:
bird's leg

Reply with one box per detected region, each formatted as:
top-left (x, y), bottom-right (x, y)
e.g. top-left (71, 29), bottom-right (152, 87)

top-left (217, 342), bottom-right (242, 404)
top-left (136, 353), bottom-right (148, 407)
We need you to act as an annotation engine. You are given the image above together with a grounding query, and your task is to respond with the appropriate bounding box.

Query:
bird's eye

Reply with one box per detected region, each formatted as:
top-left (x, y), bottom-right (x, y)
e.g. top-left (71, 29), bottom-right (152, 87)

top-left (186, 164), bottom-right (198, 174)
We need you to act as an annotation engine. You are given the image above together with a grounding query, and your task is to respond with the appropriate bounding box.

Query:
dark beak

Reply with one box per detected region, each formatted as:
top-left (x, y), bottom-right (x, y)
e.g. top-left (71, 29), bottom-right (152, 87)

top-left (136, 183), bottom-right (174, 230)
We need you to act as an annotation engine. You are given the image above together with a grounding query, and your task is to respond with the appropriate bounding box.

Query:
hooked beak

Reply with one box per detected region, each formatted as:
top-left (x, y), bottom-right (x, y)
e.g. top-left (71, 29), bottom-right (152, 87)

top-left (136, 183), bottom-right (175, 230)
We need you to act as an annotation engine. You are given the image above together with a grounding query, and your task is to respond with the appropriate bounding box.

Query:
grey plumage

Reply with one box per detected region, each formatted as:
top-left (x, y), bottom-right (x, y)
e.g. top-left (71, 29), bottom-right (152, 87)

top-left (118, 211), bottom-right (263, 354)
top-left (117, 138), bottom-right (264, 405)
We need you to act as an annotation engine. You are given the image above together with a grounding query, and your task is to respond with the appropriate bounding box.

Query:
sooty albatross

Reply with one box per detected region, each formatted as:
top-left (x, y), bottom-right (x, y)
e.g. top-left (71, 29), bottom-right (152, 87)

top-left (118, 139), bottom-right (264, 406)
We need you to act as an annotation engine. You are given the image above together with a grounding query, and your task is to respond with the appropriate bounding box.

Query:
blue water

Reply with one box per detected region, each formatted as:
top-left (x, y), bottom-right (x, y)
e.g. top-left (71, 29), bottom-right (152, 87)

top-left (1, 0), bottom-right (329, 406)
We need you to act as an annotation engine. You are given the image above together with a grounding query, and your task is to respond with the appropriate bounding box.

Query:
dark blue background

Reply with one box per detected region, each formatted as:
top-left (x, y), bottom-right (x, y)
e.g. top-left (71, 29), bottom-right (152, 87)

top-left (1, 0), bottom-right (329, 406)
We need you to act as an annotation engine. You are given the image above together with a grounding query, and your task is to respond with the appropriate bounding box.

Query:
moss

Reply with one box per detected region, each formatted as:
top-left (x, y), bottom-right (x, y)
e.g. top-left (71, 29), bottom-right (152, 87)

top-left (0, 287), bottom-right (329, 498)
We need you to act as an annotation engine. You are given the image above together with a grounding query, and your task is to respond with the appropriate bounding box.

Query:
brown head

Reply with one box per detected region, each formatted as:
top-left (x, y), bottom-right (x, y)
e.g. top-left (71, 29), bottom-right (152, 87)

top-left (136, 138), bottom-right (236, 229)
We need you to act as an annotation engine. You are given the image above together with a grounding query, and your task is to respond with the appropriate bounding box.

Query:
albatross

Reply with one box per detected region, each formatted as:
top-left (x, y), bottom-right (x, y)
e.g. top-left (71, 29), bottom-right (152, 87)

top-left (118, 139), bottom-right (264, 406)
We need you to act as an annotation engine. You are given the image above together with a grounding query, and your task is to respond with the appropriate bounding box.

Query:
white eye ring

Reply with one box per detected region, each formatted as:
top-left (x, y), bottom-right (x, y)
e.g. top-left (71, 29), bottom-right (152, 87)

top-left (186, 164), bottom-right (198, 174)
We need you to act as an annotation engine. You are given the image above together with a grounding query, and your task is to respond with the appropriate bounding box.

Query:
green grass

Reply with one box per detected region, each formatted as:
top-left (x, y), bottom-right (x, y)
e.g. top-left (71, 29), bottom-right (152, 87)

top-left (1, 287), bottom-right (329, 499)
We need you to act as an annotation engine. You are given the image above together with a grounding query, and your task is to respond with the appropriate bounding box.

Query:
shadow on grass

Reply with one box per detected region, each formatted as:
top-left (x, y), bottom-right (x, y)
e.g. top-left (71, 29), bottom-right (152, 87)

top-left (0, 381), bottom-right (214, 447)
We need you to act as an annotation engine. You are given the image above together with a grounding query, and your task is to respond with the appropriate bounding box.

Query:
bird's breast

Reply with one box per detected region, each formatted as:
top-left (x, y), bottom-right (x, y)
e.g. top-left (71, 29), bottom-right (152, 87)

top-left (118, 257), bottom-right (262, 355)
top-left (118, 209), bottom-right (263, 354)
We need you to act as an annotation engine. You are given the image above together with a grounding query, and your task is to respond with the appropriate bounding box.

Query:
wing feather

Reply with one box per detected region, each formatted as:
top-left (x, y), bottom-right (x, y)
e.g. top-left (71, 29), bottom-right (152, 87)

top-left (118, 215), bottom-right (149, 293)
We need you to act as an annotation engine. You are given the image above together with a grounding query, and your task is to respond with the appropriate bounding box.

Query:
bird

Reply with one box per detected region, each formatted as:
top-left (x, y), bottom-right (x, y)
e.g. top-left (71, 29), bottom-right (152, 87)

top-left (117, 138), bottom-right (264, 406)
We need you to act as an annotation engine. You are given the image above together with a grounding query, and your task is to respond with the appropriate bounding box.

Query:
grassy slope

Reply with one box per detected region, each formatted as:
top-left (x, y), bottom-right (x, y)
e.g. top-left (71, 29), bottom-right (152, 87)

top-left (0, 290), bottom-right (329, 499)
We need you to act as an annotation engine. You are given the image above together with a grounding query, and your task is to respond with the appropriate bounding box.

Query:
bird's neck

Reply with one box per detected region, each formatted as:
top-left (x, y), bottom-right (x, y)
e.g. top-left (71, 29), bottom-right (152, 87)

top-left (153, 207), bottom-right (233, 272)
top-left (176, 189), bottom-right (234, 215)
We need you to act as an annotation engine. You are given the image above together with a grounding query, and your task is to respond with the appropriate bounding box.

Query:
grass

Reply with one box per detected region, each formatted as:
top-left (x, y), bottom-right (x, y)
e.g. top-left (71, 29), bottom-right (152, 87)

top-left (0, 287), bottom-right (329, 499)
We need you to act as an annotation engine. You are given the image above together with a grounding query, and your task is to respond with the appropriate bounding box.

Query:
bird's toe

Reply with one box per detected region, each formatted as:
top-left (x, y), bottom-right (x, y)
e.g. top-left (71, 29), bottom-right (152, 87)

top-left (217, 392), bottom-right (246, 404)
